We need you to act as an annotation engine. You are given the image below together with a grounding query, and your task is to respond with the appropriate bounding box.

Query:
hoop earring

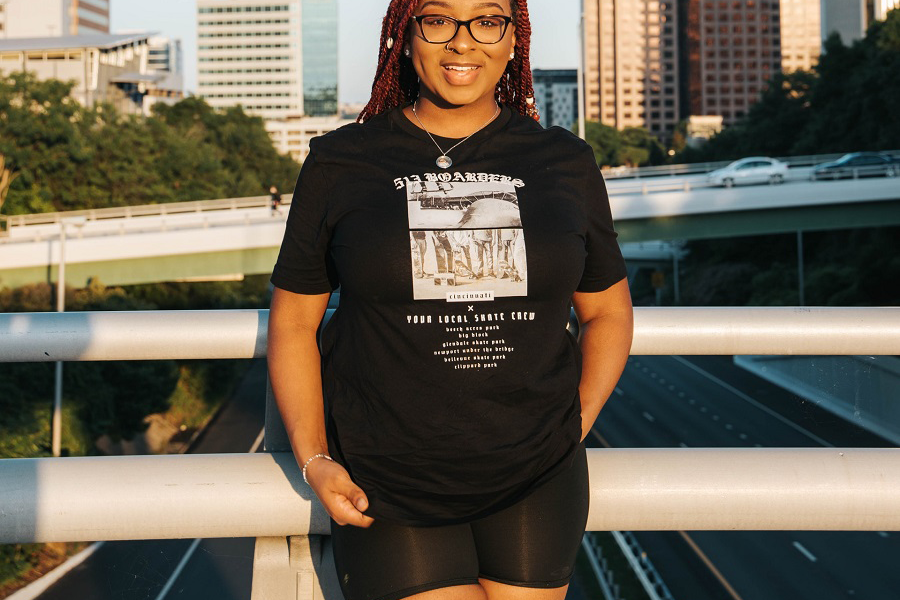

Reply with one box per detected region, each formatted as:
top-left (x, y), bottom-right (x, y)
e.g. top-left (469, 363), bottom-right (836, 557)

top-left (444, 42), bottom-right (453, 53)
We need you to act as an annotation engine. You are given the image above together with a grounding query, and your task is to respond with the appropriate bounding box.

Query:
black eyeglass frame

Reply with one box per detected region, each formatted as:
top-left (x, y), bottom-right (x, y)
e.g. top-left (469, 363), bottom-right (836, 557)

top-left (412, 14), bottom-right (514, 45)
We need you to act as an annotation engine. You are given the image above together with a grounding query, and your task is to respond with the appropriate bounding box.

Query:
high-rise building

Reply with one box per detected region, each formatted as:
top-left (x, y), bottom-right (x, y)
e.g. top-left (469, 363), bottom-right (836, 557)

top-left (148, 35), bottom-right (182, 75)
top-left (683, 0), bottom-right (784, 127)
top-left (780, 0), bottom-right (821, 73)
top-left (197, 0), bottom-right (338, 121)
top-left (197, 0), bottom-right (304, 121)
top-left (532, 70), bottom-right (578, 130)
top-left (301, 0), bottom-right (338, 116)
top-left (582, 0), bottom-right (826, 139)
top-left (821, 0), bottom-right (899, 44)
top-left (0, 0), bottom-right (109, 38)
top-left (583, 0), bottom-right (681, 140)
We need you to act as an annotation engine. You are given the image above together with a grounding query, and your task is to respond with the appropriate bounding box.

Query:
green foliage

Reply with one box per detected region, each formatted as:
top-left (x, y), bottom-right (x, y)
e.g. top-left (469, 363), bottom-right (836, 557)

top-left (678, 227), bottom-right (900, 306)
top-left (583, 121), bottom-right (666, 167)
top-left (0, 73), bottom-right (299, 215)
top-left (678, 9), bottom-right (900, 161)
top-left (0, 277), bottom-right (268, 457)
top-left (0, 544), bottom-right (43, 589)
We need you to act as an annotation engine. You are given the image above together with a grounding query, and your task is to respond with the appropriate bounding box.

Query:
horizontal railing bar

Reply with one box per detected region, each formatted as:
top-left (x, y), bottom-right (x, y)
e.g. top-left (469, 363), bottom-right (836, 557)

top-left (1, 307), bottom-right (898, 362)
top-left (2, 448), bottom-right (899, 543)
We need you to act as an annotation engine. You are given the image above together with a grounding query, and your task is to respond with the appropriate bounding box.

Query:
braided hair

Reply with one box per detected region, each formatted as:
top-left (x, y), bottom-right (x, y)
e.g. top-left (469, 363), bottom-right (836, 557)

top-left (358, 0), bottom-right (539, 123)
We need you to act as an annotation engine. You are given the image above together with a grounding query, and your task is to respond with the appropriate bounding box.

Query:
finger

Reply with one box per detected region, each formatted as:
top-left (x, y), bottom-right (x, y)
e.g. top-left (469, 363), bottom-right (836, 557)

top-left (332, 494), bottom-right (374, 528)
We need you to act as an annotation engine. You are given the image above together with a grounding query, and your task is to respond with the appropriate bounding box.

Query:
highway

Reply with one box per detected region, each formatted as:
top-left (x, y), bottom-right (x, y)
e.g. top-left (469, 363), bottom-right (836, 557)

top-left (590, 355), bottom-right (899, 600)
top-left (25, 353), bottom-right (897, 599)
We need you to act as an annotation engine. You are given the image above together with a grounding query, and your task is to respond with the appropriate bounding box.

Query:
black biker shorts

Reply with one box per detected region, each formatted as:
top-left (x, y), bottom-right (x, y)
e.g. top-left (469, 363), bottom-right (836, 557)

top-left (331, 444), bottom-right (590, 600)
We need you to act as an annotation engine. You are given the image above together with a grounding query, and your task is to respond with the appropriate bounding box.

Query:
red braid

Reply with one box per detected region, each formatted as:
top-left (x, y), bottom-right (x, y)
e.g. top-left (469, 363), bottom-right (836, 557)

top-left (358, 0), bottom-right (539, 123)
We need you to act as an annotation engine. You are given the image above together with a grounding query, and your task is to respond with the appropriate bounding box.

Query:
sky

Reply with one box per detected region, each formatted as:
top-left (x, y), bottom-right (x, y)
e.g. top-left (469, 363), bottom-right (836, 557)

top-left (110, 0), bottom-right (580, 104)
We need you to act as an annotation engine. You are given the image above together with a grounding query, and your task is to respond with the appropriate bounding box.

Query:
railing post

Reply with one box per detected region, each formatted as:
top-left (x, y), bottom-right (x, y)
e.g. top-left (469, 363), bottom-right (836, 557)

top-left (252, 377), bottom-right (343, 599)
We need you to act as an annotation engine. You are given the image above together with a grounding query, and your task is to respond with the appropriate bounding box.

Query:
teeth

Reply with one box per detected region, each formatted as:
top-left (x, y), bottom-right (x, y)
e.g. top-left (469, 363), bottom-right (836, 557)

top-left (446, 66), bottom-right (478, 71)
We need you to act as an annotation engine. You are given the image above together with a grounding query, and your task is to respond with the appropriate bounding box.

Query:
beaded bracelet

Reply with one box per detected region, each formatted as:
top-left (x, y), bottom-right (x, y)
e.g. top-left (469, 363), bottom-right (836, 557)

top-left (301, 453), bottom-right (334, 484)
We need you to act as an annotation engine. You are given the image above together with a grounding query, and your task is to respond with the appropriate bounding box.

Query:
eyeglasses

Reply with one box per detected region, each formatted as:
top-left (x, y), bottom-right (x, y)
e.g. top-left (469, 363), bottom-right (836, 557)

top-left (413, 15), bottom-right (513, 45)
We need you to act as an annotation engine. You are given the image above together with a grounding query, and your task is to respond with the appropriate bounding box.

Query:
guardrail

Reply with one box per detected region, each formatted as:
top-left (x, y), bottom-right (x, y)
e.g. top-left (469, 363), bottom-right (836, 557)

top-left (1, 308), bottom-right (898, 600)
top-left (601, 150), bottom-right (900, 180)
top-left (0, 194), bottom-right (294, 230)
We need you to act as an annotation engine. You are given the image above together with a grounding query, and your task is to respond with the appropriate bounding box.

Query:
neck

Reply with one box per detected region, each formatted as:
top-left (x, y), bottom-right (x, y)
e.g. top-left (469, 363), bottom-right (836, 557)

top-left (405, 95), bottom-right (499, 138)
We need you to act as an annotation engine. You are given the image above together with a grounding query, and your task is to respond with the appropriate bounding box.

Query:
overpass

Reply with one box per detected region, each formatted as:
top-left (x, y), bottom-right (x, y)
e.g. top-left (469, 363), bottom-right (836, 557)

top-left (0, 170), bottom-right (898, 289)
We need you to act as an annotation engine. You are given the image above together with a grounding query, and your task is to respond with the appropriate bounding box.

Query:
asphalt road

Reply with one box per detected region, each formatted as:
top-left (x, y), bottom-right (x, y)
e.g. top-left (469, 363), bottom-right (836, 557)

top-left (35, 359), bottom-right (268, 600)
top-left (31, 354), bottom-right (898, 600)
top-left (591, 355), bottom-right (899, 600)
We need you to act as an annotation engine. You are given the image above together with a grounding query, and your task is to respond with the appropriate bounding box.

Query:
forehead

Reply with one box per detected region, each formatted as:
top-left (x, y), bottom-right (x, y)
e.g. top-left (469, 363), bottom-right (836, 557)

top-left (414, 0), bottom-right (512, 14)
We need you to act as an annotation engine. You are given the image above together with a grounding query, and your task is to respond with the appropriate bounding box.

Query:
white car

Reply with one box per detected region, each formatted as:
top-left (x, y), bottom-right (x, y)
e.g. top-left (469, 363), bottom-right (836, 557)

top-left (707, 157), bottom-right (789, 188)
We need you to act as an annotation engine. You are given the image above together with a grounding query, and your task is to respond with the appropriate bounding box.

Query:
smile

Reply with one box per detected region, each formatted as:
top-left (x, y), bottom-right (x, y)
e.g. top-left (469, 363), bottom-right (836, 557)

top-left (444, 65), bottom-right (480, 71)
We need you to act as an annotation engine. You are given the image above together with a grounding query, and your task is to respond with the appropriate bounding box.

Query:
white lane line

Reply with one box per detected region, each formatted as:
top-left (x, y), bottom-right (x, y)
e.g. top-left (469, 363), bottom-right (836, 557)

top-left (672, 356), bottom-right (833, 447)
top-left (250, 427), bottom-right (266, 452)
top-left (642, 411), bottom-right (656, 422)
top-left (153, 538), bottom-right (202, 600)
top-left (793, 541), bottom-right (818, 562)
top-left (614, 387), bottom-right (625, 397)
top-left (155, 427), bottom-right (266, 600)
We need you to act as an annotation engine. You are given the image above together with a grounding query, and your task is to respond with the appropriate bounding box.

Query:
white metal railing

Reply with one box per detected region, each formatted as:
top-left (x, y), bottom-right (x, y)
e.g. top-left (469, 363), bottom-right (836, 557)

top-left (0, 194), bottom-right (294, 231)
top-left (2, 307), bottom-right (898, 362)
top-left (1, 308), bottom-right (899, 599)
top-left (600, 150), bottom-right (900, 180)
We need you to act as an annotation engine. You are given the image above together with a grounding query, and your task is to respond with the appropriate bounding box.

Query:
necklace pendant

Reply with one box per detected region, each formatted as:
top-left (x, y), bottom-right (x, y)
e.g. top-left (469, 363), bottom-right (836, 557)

top-left (436, 155), bottom-right (452, 169)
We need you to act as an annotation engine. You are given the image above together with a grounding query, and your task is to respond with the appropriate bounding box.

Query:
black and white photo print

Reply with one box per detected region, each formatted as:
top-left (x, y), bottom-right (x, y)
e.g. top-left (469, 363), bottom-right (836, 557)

top-left (406, 180), bottom-right (528, 301)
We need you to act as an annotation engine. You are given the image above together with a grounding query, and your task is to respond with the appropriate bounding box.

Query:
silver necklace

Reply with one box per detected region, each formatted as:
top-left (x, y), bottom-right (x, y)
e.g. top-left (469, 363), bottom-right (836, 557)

top-left (411, 101), bottom-right (500, 169)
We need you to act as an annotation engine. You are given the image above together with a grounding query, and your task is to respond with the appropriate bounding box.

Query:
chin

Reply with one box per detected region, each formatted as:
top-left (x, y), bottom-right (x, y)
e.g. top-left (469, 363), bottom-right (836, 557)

top-left (433, 86), bottom-right (494, 108)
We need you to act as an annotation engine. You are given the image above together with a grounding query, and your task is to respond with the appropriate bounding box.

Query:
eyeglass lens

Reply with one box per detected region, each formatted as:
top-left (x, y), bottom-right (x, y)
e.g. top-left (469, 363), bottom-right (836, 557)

top-left (419, 16), bottom-right (509, 44)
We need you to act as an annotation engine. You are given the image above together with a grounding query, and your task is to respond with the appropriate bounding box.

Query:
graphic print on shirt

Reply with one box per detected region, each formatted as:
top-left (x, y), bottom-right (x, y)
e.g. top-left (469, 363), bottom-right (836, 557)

top-left (406, 180), bottom-right (528, 301)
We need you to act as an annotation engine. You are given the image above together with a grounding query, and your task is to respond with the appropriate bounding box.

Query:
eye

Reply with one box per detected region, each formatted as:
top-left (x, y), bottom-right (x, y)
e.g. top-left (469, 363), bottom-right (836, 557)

top-left (477, 18), bottom-right (500, 28)
top-left (421, 16), bottom-right (450, 27)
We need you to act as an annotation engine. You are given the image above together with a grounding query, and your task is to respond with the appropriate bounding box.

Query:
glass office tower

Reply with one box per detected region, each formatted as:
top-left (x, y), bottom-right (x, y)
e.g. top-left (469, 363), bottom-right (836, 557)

top-left (302, 0), bottom-right (338, 116)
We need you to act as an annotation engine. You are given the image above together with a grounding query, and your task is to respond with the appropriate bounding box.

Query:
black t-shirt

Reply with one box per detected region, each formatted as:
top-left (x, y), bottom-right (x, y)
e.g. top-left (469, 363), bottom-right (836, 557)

top-left (271, 105), bottom-right (626, 526)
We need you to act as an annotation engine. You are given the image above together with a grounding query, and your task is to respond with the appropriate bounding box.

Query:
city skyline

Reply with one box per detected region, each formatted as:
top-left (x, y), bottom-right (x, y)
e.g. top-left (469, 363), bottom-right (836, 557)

top-left (110, 0), bottom-right (580, 104)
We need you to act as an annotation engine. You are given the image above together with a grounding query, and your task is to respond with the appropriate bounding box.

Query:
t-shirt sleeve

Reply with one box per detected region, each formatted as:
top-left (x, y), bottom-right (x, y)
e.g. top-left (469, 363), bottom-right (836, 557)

top-left (576, 148), bottom-right (627, 293)
top-left (270, 152), bottom-right (338, 294)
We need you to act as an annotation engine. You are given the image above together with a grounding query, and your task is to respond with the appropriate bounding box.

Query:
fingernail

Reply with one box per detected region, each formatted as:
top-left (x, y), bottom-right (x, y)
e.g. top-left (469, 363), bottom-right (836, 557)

top-left (356, 499), bottom-right (367, 510)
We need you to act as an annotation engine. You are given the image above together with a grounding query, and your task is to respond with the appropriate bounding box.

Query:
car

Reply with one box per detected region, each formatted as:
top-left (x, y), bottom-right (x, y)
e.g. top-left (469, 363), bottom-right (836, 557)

top-left (706, 157), bottom-right (790, 188)
top-left (810, 152), bottom-right (899, 180)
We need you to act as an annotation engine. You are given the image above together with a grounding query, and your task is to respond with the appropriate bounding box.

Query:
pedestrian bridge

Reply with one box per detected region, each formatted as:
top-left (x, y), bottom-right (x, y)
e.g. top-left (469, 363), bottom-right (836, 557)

top-left (0, 173), bottom-right (897, 289)
top-left (1, 307), bottom-right (899, 600)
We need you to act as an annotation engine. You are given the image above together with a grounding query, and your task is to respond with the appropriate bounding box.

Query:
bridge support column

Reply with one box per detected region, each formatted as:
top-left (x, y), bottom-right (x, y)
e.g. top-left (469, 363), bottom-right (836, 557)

top-left (251, 535), bottom-right (342, 600)
top-left (254, 377), bottom-right (344, 599)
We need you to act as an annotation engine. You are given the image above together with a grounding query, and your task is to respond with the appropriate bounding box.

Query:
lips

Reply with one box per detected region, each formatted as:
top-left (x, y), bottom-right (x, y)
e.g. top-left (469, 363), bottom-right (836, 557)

top-left (441, 63), bottom-right (482, 85)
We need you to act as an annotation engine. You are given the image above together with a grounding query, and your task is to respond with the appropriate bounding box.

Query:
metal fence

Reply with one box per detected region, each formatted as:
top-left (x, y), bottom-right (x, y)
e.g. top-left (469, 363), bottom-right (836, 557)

top-left (1, 308), bottom-right (899, 599)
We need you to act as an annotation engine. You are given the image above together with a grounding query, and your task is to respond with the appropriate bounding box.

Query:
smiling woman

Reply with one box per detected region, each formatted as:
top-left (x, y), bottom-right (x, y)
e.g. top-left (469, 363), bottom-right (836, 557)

top-left (267, 1), bottom-right (634, 600)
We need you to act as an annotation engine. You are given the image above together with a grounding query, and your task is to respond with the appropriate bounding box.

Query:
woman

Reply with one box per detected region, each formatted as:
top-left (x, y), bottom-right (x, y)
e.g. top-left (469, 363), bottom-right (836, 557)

top-left (267, 1), bottom-right (633, 599)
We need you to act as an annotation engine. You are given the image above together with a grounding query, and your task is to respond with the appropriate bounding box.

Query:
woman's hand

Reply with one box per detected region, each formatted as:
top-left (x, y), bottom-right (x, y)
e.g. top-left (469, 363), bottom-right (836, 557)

top-left (305, 457), bottom-right (375, 528)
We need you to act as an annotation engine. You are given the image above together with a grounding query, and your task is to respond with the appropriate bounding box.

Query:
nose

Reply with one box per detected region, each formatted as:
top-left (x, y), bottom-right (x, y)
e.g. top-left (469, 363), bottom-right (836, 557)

top-left (446, 22), bottom-right (477, 52)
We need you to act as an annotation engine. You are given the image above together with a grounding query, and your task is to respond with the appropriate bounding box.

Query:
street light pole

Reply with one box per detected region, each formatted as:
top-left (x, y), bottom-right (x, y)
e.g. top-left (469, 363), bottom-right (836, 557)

top-left (53, 219), bottom-right (67, 457)
top-left (52, 216), bottom-right (86, 457)
top-left (577, 5), bottom-right (586, 141)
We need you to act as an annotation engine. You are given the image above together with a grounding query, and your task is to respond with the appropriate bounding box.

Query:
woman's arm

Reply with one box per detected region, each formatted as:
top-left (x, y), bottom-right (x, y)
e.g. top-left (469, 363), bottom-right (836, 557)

top-left (572, 277), bottom-right (634, 442)
top-left (268, 287), bottom-right (374, 527)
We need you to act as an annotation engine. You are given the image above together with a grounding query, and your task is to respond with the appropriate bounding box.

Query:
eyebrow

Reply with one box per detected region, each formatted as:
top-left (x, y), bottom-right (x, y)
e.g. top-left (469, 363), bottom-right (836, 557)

top-left (418, 1), bottom-right (508, 12)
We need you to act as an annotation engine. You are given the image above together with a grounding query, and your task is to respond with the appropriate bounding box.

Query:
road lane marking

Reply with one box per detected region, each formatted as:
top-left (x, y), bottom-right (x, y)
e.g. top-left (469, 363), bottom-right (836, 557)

top-left (671, 356), bottom-right (833, 447)
top-left (250, 427), bottom-right (265, 452)
top-left (153, 538), bottom-right (202, 600)
top-left (793, 541), bottom-right (818, 562)
top-left (642, 411), bottom-right (655, 422)
top-left (156, 428), bottom-right (267, 600)
top-left (590, 428), bottom-right (611, 448)
top-left (679, 531), bottom-right (747, 600)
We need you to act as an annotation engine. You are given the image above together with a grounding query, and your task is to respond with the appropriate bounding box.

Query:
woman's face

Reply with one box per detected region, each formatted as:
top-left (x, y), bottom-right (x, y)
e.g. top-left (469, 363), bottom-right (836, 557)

top-left (407, 0), bottom-right (516, 109)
